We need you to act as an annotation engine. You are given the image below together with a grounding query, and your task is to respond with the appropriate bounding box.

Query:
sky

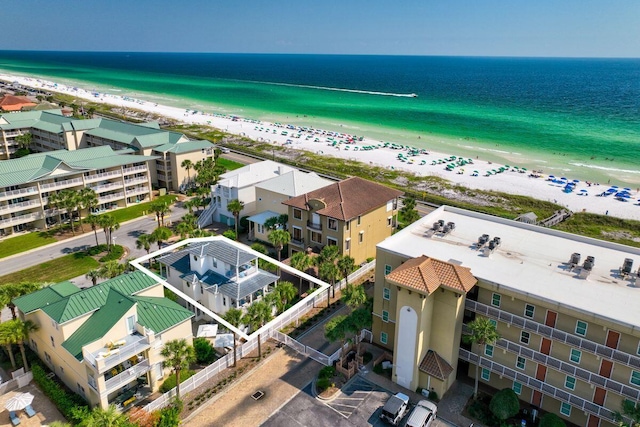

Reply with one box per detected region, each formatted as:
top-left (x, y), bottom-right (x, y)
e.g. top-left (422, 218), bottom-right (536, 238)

top-left (2, 0), bottom-right (639, 57)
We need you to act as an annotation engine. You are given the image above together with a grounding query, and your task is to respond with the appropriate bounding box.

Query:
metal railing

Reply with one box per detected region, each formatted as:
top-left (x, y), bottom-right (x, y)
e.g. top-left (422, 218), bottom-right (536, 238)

top-left (124, 176), bottom-right (148, 185)
top-left (0, 212), bottom-right (42, 226)
top-left (306, 220), bottom-right (322, 231)
top-left (102, 360), bottom-right (151, 395)
top-left (91, 182), bottom-right (124, 193)
top-left (126, 186), bottom-right (149, 196)
top-left (0, 186), bottom-right (38, 201)
top-left (98, 192), bottom-right (124, 203)
top-left (290, 237), bottom-right (304, 246)
top-left (466, 299), bottom-right (640, 370)
top-left (123, 165), bottom-right (147, 174)
top-left (0, 200), bottom-right (40, 213)
top-left (84, 337), bottom-right (151, 374)
top-left (459, 348), bottom-right (616, 422)
top-left (40, 177), bottom-right (83, 190)
top-left (85, 170), bottom-right (123, 182)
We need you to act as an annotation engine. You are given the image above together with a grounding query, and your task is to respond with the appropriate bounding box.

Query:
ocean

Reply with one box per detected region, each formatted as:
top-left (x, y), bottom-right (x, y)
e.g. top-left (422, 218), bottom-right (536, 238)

top-left (0, 51), bottom-right (638, 184)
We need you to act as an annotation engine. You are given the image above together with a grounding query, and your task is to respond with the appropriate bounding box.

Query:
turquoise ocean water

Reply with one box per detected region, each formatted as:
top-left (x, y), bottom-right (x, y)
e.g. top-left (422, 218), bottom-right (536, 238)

top-left (0, 52), bottom-right (638, 185)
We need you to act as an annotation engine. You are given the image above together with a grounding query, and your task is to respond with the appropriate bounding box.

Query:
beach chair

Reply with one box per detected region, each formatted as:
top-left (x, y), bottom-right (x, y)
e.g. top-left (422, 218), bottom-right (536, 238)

top-left (9, 411), bottom-right (20, 426)
top-left (25, 405), bottom-right (36, 418)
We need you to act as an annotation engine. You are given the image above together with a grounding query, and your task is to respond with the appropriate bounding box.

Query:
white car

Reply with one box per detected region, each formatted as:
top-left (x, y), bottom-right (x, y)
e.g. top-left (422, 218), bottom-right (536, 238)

top-left (380, 392), bottom-right (410, 425)
top-left (406, 400), bottom-right (437, 427)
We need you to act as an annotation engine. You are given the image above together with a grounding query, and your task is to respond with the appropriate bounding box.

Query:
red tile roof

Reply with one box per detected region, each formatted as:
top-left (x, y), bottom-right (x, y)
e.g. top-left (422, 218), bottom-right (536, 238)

top-left (282, 176), bottom-right (402, 221)
top-left (0, 95), bottom-right (36, 111)
top-left (385, 255), bottom-right (477, 295)
top-left (419, 349), bottom-right (454, 380)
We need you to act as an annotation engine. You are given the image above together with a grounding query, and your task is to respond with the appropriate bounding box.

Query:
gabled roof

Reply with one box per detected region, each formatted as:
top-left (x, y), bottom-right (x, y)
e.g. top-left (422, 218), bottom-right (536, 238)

top-left (14, 281), bottom-right (81, 315)
top-left (385, 255), bottom-right (477, 295)
top-left (132, 295), bottom-right (193, 338)
top-left (255, 170), bottom-right (333, 197)
top-left (419, 350), bottom-right (454, 380)
top-left (282, 176), bottom-right (403, 221)
top-left (153, 140), bottom-right (214, 154)
top-left (32, 272), bottom-right (157, 324)
top-left (218, 160), bottom-right (295, 189)
top-left (0, 95), bottom-right (36, 111)
top-left (185, 241), bottom-right (256, 267)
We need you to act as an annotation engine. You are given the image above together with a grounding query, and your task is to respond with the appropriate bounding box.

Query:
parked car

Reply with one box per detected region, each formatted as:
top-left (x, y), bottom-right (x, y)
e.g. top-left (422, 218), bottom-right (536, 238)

top-left (406, 400), bottom-right (437, 427)
top-left (380, 392), bottom-right (410, 425)
top-left (220, 147), bottom-right (230, 153)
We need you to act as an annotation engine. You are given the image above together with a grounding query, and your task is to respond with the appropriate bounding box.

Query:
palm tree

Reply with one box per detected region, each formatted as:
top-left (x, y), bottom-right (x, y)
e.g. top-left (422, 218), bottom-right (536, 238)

top-left (5, 319), bottom-right (39, 371)
top-left (268, 229), bottom-right (291, 262)
top-left (98, 214), bottom-right (120, 249)
top-left (98, 260), bottom-right (126, 279)
top-left (315, 244), bottom-right (340, 266)
top-left (86, 214), bottom-right (101, 246)
top-left (46, 191), bottom-right (64, 227)
top-left (341, 283), bottom-right (367, 311)
top-left (0, 282), bottom-right (42, 320)
top-left (270, 281), bottom-right (297, 313)
top-left (226, 199), bottom-right (244, 240)
top-left (58, 189), bottom-right (79, 235)
top-left (160, 339), bottom-right (196, 400)
top-left (14, 132), bottom-right (32, 151)
top-left (348, 307), bottom-right (371, 356)
top-left (223, 307), bottom-right (244, 367)
top-left (337, 256), bottom-right (356, 286)
top-left (152, 226), bottom-right (173, 250)
top-left (151, 201), bottom-right (171, 227)
top-left (78, 188), bottom-right (98, 233)
top-left (463, 317), bottom-right (500, 399)
top-left (400, 196), bottom-right (419, 226)
top-left (289, 251), bottom-right (312, 294)
top-left (324, 315), bottom-right (349, 351)
top-left (614, 400), bottom-right (640, 427)
top-left (81, 404), bottom-right (130, 427)
top-left (242, 300), bottom-right (273, 357)
top-left (136, 233), bottom-right (154, 255)
top-left (319, 261), bottom-right (340, 303)
top-left (0, 322), bottom-right (17, 369)
top-left (181, 159), bottom-right (193, 187)
top-left (85, 269), bottom-right (101, 286)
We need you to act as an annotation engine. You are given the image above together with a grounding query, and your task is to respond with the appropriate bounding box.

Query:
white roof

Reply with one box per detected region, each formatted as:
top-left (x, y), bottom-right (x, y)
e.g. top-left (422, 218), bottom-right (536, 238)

top-left (378, 206), bottom-right (640, 330)
top-left (255, 170), bottom-right (333, 197)
top-left (218, 160), bottom-right (295, 189)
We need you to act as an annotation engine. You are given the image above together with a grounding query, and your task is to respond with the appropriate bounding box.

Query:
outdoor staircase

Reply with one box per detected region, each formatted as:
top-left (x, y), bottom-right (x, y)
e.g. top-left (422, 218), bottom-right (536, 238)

top-left (197, 203), bottom-right (217, 229)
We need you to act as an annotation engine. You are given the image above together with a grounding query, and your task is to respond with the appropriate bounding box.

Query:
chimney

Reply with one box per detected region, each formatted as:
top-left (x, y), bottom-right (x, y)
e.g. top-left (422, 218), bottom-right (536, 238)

top-left (278, 165), bottom-right (284, 175)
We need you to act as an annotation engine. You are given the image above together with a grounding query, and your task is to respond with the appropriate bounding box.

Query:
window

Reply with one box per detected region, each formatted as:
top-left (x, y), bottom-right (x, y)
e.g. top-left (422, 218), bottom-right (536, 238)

top-left (516, 356), bottom-right (526, 370)
top-left (126, 315), bottom-right (136, 334)
top-left (570, 349), bottom-right (581, 364)
top-left (51, 320), bottom-right (58, 330)
top-left (524, 304), bottom-right (535, 318)
top-left (565, 376), bottom-right (576, 390)
top-left (631, 370), bottom-right (640, 386)
top-left (387, 216), bottom-right (393, 227)
top-left (327, 237), bottom-right (338, 246)
top-left (357, 215), bottom-right (361, 225)
top-left (520, 331), bottom-right (530, 345)
top-left (60, 366), bottom-right (64, 374)
top-left (292, 226), bottom-right (302, 242)
top-left (345, 238), bottom-right (351, 250)
top-left (77, 383), bottom-right (86, 398)
top-left (512, 381), bottom-right (522, 395)
top-left (385, 264), bottom-right (392, 275)
top-left (50, 336), bottom-right (55, 347)
top-left (310, 231), bottom-right (322, 243)
top-left (45, 352), bottom-right (52, 364)
top-left (576, 320), bottom-right (588, 336)
top-left (485, 344), bottom-right (494, 357)
top-left (359, 231), bottom-right (364, 243)
top-left (560, 402), bottom-right (571, 417)
top-left (382, 310), bottom-right (389, 322)
top-left (223, 297), bottom-right (227, 307)
top-left (88, 375), bottom-right (96, 389)
top-left (346, 220), bottom-right (350, 231)
top-left (491, 293), bottom-right (501, 307)
top-left (383, 287), bottom-right (390, 300)
top-left (380, 332), bottom-right (388, 344)
top-left (481, 368), bottom-right (491, 381)
top-left (257, 224), bottom-right (264, 234)
top-left (489, 319), bottom-right (497, 328)
top-left (327, 218), bottom-right (338, 231)
top-left (31, 340), bottom-right (38, 354)
top-left (293, 208), bottom-right (302, 220)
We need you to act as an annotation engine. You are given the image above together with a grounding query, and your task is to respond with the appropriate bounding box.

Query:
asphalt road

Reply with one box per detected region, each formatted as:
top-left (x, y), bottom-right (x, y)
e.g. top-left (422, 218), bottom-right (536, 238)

top-left (0, 199), bottom-right (191, 278)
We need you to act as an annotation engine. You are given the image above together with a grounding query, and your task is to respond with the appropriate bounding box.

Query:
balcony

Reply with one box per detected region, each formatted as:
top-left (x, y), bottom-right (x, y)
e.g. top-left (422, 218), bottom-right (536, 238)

top-left (98, 192), bottom-right (124, 203)
top-left (0, 212), bottom-right (43, 227)
top-left (91, 182), bottom-right (124, 193)
top-left (126, 186), bottom-right (149, 197)
top-left (307, 220), bottom-right (322, 231)
top-left (40, 177), bottom-right (84, 191)
top-left (124, 176), bottom-right (147, 185)
top-left (0, 186), bottom-right (38, 201)
top-left (83, 335), bottom-right (151, 374)
top-left (0, 200), bottom-right (40, 214)
top-left (122, 165), bottom-right (147, 175)
top-left (103, 359), bottom-right (151, 395)
top-left (85, 170), bottom-right (123, 183)
top-left (290, 237), bottom-right (305, 246)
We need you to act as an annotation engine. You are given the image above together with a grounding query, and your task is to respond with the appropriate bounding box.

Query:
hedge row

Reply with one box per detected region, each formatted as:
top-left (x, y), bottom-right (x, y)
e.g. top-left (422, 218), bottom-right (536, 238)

top-left (32, 364), bottom-right (88, 422)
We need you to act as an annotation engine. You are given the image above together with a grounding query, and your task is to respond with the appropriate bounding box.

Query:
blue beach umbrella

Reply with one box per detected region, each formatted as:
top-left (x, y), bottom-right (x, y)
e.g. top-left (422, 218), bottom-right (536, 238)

top-left (573, 179), bottom-right (580, 183)
top-left (611, 185), bottom-right (619, 189)
top-left (623, 187), bottom-right (632, 191)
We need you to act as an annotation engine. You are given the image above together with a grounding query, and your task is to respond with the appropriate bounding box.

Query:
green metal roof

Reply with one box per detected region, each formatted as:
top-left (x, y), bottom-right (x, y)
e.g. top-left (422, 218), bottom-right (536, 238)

top-left (133, 296), bottom-right (193, 336)
top-left (14, 282), bottom-right (81, 315)
top-left (153, 140), bottom-right (214, 154)
top-left (62, 289), bottom-right (135, 360)
top-left (40, 271), bottom-right (158, 324)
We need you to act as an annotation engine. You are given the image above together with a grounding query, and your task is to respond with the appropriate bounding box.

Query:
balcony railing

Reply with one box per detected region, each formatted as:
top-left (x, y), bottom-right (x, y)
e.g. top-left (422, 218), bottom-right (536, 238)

top-left (102, 359), bottom-right (151, 395)
top-left (40, 177), bottom-right (83, 191)
top-left (0, 212), bottom-right (42, 227)
top-left (307, 220), bottom-right (322, 231)
top-left (98, 192), bottom-right (124, 203)
top-left (466, 299), bottom-right (640, 370)
top-left (91, 182), bottom-right (124, 193)
top-left (124, 176), bottom-right (147, 185)
top-left (290, 237), bottom-right (305, 246)
top-left (85, 170), bottom-right (123, 183)
top-left (84, 336), bottom-right (151, 374)
top-left (123, 165), bottom-right (147, 175)
top-left (459, 348), bottom-right (617, 422)
top-left (126, 186), bottom-right (149, 196)
top-left (0, 186), bottom-right (38, 201)
top-left (0, 200), bottom-right (40, 213)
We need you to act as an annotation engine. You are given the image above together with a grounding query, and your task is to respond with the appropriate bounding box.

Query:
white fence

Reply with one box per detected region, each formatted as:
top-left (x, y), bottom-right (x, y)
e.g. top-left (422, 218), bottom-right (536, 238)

top-left (143, 261), bottom-right (375, 413)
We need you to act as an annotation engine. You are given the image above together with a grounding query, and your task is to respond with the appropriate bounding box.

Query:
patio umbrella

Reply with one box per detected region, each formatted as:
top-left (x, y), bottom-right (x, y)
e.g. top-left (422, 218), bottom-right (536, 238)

top-left (623, 187), bottom-right (632, 191)
top-left (5, 392), bottom-right (34, 411)
top-left (573, 179), bottom-right (580, 183)
top-left (611, 185), bottom-right (619, 189)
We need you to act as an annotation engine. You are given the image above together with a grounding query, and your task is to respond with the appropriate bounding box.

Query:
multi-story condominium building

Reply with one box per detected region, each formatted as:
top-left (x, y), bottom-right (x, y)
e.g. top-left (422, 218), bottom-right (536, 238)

top-left (372, 205), bottom-right (640, 427)
top-left (0, 109), bottom-right (215, 191)
top-left (247, 170), bottom-right (333, 242)
top-left (157, 239), bottom-right (279, 319)
top-left (200, 160), bottom-right (296, 228)
top-left (14, 272), bottom-right (194, 410)
top-left (0, 145), bottom-right (155, 236)
top-left (283, 176), bottom-right (403, 265)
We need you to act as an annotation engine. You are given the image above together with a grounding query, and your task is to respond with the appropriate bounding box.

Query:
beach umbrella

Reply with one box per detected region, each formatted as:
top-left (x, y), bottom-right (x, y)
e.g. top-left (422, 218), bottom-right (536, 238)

top-left (5, 392), bottom-right (34, 411)
top-left (573, 179), bottom-right (580, 183)
top-left (611, 185), bottom-right (619, 189)
top-left (521, 168), bottom-right (527, 171)
top-left (561, 177), bottom-right (567, 181)
top-left (623, 187), bottom-right (631, 191)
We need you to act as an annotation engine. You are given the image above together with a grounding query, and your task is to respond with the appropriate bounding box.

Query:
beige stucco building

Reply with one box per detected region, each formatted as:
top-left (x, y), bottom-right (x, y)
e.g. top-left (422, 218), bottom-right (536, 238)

top-left (14, 272), bottom-right (194, 410)
top-left (373, 205), bottom-right (640, 427)
top-left (283, 176), bottom-right (403, 265)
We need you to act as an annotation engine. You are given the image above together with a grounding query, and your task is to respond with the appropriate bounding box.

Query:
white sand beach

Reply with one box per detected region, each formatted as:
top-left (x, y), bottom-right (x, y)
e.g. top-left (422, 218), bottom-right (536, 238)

top-left (6, 74), bottom-right (640, 221)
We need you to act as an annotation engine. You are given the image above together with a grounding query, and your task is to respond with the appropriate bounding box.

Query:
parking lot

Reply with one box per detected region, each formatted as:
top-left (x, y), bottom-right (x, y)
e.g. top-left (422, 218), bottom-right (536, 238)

top-left (261, 376), bottom-right (450, 427)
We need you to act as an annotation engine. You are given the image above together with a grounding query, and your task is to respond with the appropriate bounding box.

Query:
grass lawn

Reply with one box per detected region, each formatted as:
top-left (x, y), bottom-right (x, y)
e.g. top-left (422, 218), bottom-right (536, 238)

top-left (0, 252), bottom-right (100, 285)
top-left (108, 194), bottom-right (178, 224)
top-left (0, 232), bottom-right (58, 259)
top-left (217, 158), bottom-right (244, 171)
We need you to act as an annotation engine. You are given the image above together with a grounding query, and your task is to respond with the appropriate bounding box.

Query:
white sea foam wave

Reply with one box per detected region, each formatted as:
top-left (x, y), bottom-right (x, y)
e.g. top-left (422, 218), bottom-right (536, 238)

top-left (569, 162), bottom-right (640, 175)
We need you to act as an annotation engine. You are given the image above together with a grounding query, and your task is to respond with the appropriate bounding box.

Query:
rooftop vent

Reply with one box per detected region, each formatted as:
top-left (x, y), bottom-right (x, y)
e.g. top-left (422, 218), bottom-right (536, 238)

top-left (488, 237), bottom-right (501, 251)
top-left (582, 255), bottom-right (595, 271)
top-left (568, 252), bottom-right (581, 271)
top-left (622, 258), bottom-right (633, 275)
top-left (477, 234), bottom-right (490, 248)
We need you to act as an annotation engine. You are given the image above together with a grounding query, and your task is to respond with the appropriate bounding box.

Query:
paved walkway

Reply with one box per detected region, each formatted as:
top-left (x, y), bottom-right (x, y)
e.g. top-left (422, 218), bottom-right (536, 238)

top-left (0, 383), bottom-right (65, 427)
top-left (185, 347), bottom-right (322, 427)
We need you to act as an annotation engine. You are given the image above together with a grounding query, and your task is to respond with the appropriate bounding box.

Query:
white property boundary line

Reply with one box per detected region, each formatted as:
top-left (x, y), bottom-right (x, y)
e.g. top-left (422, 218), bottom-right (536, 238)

top-left (130, 235), bottom-right (330, 341)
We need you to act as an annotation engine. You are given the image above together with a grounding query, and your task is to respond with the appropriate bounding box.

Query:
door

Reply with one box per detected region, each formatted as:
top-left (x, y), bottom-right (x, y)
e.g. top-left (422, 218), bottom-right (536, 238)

top-left (605, 330), bottom-right (620, 349)
top-left (545, 310), bottom-right (557, 327)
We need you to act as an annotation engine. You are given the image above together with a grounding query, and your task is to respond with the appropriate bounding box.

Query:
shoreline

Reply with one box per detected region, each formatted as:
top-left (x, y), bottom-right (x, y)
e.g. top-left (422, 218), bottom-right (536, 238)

top-left (3, 73), bottom-right (640, 221)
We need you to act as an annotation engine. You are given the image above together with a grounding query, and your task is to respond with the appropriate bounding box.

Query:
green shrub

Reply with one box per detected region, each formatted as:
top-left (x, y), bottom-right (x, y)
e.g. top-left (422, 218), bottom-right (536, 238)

top-left (428, 390), bottom-right (439, 401)
top-left (362, 352), bottom-right (373, 364)
top-left (87, 244), bottom-right (108, 256)
top-left (155, 399), bottom-right (183, 427)
top-left (193, 338), bottom-right (216, 364)
top-left (159, 370), bottom-right (195, 393)
top-left (539, 413), bottom-right (567, 427)
top-left (32, 364), bottom-right (88, 422)
top-left (319, 366), bottom-right (335, 379)
top-left (316, 377), bottom-right (331, 392)
top-left (222, 229), bottom-right (236, 240)
top-left (373, 364), bottom-right (384, 375)
top-left (490, 388), bottom-right (519, 421)
top-left (99, 245), bottom-right (124, 262)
